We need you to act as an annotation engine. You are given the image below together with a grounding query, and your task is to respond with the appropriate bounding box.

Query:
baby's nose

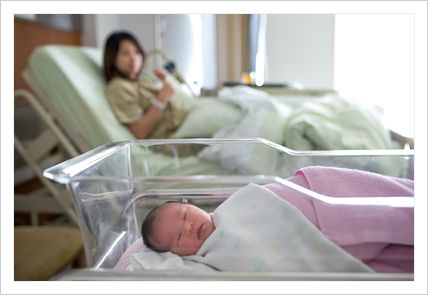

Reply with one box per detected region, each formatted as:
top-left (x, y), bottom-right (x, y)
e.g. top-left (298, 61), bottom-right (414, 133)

top-left (185, 222), bottom-right (194, 236)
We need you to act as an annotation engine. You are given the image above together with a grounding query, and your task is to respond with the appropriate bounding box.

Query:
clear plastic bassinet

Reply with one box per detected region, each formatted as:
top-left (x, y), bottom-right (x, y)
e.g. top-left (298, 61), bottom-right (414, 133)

top-left (43, 138), bottom-right (414, 280)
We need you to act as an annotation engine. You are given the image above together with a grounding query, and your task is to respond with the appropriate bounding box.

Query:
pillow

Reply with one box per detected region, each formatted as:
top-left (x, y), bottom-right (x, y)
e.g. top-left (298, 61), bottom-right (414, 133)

top-left (140, 69), bottom-right (196, 110)
top-left (173, 98), bottom-right (244, 138)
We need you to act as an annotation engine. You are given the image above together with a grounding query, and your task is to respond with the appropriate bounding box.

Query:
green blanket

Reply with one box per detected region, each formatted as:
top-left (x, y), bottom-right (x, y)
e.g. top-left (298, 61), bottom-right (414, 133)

top-left (194, 87), bottom-right (403, 177)
top-left (282, 95), bottom-right (400, 150)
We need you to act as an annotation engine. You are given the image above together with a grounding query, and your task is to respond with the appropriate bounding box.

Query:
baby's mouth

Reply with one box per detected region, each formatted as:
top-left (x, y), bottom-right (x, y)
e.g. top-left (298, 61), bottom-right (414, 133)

top-left (197, 224), bottom-right (203, 240)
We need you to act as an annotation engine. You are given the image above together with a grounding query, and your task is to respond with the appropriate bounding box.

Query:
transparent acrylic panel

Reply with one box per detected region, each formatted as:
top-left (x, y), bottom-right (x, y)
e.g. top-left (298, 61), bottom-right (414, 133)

top-left (44, 139), bottom-right (414, 273)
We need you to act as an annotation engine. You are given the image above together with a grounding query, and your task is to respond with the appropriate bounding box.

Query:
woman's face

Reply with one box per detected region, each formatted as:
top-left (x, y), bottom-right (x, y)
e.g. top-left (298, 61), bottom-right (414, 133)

top-left (115, 39), bottom-right (143, 79)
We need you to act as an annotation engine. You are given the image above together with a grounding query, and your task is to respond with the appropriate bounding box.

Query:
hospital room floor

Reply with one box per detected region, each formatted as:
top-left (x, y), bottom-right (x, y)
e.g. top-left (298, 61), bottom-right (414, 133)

top-left (14, 178), bottom-right (85, 281)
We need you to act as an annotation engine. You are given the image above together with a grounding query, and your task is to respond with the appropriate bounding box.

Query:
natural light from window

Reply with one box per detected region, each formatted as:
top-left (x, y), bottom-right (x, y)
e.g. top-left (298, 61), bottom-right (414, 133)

top-left (334, 14), bottom-right (414, 138)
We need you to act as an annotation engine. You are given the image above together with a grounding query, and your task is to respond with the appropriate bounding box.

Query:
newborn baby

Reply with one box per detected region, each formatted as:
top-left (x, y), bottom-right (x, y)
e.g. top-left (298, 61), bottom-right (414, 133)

top-left (136, 166), bottom-right (414, 273)
top-left (141, 201), bottom-right (215, 256)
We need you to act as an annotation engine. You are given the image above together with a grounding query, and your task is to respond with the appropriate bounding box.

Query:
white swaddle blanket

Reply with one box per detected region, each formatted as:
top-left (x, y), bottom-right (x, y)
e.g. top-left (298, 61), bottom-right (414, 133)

top-left (130, 183), bottom-right (373, 272)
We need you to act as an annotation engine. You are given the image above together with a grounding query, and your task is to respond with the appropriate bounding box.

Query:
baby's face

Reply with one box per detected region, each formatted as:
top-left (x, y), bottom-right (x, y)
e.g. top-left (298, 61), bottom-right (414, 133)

top-left (149, 203), bottom-right (215, 256)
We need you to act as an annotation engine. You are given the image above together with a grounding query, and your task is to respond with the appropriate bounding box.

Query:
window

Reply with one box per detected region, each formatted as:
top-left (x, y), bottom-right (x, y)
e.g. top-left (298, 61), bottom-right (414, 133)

top-left (334, 14), bottom-right (414, 138)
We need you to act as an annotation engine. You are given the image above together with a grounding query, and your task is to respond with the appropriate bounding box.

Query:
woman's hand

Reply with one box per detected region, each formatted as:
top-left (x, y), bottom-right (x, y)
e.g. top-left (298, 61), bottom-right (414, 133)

top-left (157, 81), bottom-right (175, 104)
top-left (153, 67), bottom-right (169, 82)
top-left (128, 80), bottom-right (174, 139)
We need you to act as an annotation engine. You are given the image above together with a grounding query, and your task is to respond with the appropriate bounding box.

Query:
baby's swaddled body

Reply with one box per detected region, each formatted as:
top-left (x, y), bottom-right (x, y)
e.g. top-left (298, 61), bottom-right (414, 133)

top-left (187, 182), bottom-right (373, 273)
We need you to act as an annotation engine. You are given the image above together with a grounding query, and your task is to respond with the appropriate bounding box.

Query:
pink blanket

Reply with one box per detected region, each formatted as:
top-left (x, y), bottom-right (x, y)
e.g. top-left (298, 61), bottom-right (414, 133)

top-left (265, 166), bottom-right (414, 273)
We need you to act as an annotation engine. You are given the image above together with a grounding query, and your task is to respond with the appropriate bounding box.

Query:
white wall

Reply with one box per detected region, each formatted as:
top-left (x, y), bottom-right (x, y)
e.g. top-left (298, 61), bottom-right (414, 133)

top-left (120, 15), bottom-right (156, 53)
top-left (95, 15), bottom-right (121, 47)
top-left (82, 15), bottom-right (97, 47)
top-left (265, 14), bottom-right (334, 89)
top-left (82, 15), bottom-right (155, 51)
top-left (334, 14), bottom-right (414, 137)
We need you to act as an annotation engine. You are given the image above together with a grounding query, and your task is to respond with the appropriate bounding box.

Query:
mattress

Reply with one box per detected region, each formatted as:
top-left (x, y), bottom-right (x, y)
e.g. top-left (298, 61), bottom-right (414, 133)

top-left (28, 45), bottom-right (134, 149)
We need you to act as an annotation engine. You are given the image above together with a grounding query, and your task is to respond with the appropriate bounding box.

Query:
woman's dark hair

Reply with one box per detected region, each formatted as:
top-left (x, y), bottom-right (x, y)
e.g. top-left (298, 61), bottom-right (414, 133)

top-left (141, 201), bottom-right (183, 252)
top-left (103, 31), bottom-right (146, 82)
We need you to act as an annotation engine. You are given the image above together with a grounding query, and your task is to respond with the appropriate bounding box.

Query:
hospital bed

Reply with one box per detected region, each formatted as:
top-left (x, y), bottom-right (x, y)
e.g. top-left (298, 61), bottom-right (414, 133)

top-left (16, 44), bottom-right (413, 155)
top-left (14, 45), bottom-right (192, 224)
top-left (14, 44), bottom-right (414, 256)
top-left (43, 139), bottom-right (414, 280)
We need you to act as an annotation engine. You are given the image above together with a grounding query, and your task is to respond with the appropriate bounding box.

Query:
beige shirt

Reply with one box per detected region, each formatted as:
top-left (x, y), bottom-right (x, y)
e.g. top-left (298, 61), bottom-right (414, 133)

top-left (105, 77), bottom-right (188, 139)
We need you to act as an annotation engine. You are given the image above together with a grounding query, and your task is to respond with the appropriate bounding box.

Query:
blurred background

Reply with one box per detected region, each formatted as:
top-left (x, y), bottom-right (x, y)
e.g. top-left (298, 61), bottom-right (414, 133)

top-left (14, 14), bottom-right (414, 138)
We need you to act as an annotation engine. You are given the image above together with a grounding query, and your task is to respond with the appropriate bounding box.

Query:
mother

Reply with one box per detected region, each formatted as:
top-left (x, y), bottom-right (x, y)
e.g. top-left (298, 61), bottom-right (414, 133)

top-left (103, 31), bottom-right (188, 140)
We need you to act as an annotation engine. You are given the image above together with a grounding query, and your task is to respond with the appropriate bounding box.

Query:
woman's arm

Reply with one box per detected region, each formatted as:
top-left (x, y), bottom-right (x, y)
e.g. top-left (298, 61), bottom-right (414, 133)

top-left (127, 80), bottom-right (175, 139)
top-left (127, 105), bottom-right (164, 139)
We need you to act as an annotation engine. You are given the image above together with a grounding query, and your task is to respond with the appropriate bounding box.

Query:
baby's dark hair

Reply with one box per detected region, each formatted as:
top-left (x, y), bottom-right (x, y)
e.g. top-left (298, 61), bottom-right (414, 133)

top-left (141, 201), bottom-right (183, 252)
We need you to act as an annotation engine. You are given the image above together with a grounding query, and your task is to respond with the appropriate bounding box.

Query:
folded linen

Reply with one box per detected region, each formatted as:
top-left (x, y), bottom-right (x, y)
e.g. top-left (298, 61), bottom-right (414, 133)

top-left (265, 166), bottom-right (414, 273)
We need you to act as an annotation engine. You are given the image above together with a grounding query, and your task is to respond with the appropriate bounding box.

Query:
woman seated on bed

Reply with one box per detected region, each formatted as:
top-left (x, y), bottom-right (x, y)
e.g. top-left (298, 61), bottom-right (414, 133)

top-left (131, 166), bottom-right (414, 273)
top-left (103, 31), bottom-right (188, 140)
